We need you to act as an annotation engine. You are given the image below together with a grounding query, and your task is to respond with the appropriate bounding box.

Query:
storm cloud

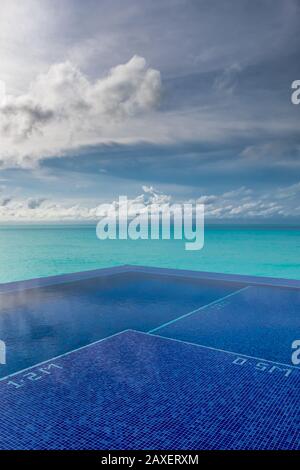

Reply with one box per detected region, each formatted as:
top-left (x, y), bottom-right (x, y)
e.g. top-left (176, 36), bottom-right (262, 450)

top-left (0, 0), bottom-right (299, 221)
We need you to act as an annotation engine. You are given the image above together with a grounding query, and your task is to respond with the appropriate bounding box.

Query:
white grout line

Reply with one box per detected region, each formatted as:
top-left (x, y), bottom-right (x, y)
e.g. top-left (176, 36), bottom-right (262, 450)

top-left (137, 330), bottom-right (300, 371)
top-left (0, 330), bottom-right (130, 383)
top-left (148, 286), bottom-right (251, 334)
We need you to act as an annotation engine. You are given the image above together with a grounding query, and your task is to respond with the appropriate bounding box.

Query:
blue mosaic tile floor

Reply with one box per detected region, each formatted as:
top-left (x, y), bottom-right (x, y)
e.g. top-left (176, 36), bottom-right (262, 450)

top-left (0, 330), bottom-right (299, 450)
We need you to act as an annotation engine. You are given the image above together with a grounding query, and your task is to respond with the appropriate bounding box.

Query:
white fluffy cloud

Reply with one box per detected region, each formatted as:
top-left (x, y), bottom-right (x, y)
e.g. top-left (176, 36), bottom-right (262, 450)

top-left (1, 183), bottom-right (299, 222)
top-left (0, 55), bottom-right (161, 167)
top-left (201, 185), bottom-right (300, 218)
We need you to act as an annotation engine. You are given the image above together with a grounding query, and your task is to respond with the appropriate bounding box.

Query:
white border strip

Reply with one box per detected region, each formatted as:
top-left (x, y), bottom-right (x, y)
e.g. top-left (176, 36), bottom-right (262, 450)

top-left (127, 265), bottom-right (300, 289)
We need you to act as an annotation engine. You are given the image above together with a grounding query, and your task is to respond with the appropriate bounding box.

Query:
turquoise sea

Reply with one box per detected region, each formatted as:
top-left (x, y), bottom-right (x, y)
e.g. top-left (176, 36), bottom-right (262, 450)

top-left (0, 224), bottom-right (299, 283)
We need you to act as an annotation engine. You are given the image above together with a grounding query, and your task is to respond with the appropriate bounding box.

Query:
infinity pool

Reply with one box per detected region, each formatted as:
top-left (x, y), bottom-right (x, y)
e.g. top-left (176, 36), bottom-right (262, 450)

top-left (0, 268), bottom-right (244, 379)
top-left (0, 265), bottom-right (299, 450)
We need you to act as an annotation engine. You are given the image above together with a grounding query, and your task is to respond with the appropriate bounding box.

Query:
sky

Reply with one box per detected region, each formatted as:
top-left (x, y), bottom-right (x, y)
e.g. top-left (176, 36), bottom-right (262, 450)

top-left (0, 0), bottom-right (299, 222)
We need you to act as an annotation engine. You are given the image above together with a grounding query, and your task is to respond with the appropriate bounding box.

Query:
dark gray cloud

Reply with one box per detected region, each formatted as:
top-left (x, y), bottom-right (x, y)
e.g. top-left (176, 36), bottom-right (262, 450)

top-left (1, 102), bottom-right (54, 140)
top-left (0, 197), bottom-right (12, 207)
top-left (41, 138), bottom-right (300, 193)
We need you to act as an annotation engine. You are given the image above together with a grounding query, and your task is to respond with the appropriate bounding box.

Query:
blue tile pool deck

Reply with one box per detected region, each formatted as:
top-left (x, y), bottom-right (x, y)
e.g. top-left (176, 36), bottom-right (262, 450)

top-left (0, 265), bottom-right (300, 449)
